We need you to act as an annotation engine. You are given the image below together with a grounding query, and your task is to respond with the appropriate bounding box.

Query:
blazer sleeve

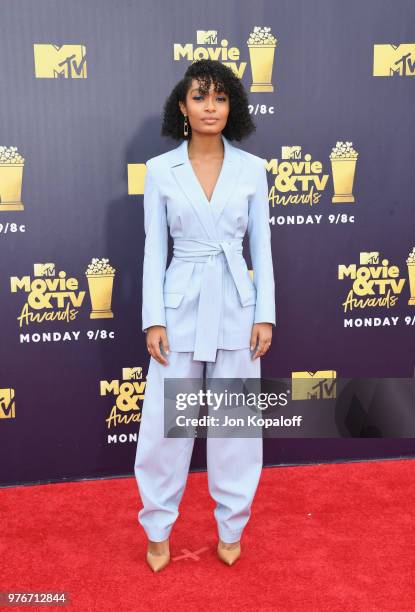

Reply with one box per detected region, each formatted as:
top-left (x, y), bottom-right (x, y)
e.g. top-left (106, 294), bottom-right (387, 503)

top-left (141, 161), bottom-right (168, 333)
top-left (247, 158), bottom-right (276, 326)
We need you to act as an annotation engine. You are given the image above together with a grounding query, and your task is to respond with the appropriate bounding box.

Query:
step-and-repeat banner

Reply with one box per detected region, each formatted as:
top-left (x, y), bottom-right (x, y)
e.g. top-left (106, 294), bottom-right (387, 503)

top-left (1, 0), bottom-right (415, 486)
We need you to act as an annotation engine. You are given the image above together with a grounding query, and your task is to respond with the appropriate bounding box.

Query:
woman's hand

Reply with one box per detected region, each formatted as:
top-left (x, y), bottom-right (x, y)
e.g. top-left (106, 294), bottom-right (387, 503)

top-left (146, 326), bottom-right (170, 365)
top-left (250, 323), bottom-right (273, 360)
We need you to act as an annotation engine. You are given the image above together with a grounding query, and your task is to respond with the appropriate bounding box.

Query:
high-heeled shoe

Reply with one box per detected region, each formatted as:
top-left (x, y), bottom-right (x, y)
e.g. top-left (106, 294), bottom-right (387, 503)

top-left (217, 539), bottom-right (241, 566)
top-left (146, 540), bottom-right (170, 572)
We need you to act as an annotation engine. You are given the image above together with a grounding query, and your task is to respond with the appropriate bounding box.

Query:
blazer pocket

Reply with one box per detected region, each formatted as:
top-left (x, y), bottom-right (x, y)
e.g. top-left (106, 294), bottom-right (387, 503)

top-left (163, 260), bottom-right (196, 308)
top-left (163, 292), bottom-right (184, 308)
top-left (164, 260), bottom-right (195, 292)
top-left (238, 262), bottom-right (257, 307)
top-left (241, 290), bottom-right (256, 307)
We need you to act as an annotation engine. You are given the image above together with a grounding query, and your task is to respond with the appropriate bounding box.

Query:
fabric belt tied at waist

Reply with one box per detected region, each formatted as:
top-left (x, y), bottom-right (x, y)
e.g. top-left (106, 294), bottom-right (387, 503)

top-left (172, 237), bottom-right (254, 362)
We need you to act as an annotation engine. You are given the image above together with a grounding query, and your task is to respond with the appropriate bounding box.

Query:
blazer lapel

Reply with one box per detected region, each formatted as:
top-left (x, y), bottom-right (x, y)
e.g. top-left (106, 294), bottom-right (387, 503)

top-left (170, 134), bottom-right (242, 240)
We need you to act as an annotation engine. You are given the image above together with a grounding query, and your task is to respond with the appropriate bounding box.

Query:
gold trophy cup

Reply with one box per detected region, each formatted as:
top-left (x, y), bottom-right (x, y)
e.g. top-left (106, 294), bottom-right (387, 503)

top-left (85, 258), bottom-right (116, 318)
top-left (247, 27), bottom-right (277, 93)
top-left (0, 145), bottom-right (25, 210)
top-left (329, 142), bottom-right (358, 203)
top-left (406, 249), bottom-right (415, 305)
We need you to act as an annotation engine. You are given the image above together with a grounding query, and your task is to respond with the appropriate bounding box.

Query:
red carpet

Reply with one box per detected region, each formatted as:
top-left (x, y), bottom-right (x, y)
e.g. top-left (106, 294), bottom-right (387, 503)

top-left (1, 459), bottom-right (415, 611)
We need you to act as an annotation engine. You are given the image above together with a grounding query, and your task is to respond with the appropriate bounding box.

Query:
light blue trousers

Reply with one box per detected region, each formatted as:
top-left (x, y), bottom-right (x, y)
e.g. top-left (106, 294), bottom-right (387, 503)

top-left (134, 348), bottom-right (262, 543)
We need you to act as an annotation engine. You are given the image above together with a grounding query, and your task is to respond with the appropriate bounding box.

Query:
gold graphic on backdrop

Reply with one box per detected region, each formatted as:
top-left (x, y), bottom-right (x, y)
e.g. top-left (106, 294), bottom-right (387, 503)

top-left (268, 146), bottom-right (329, 207)
top-left (127, 163), bottom-right (146, 195)
top-left (373, 44), bottom-right (415, 76)
top-left (329, 141), bottom-right (358, 203)
top-left (360, 252), bottom-right (378, 265)
top-left (34, 263), bottom-right (55, 276)
top-left (10, 263), bottom-right (86, 327)
top-left (338, 251), bottom-right (406, 313)
top-left (174, 30), bottom-right (245, 79)
top-left (0, 146), bottom-right (25, 211)
top-left (123, 367), bottom-right (143, 380)
top-left (196, 31), bottom-right (218, 45)
top-left (247, 27), bottom-right (277, 92)
top-left (406, 247), bottom-right (415, 305)
top-left (100, 368), bottom-right (145, 429)
top-left (292, 371), bottom-right (337, 401)
top-left (86, 258), bottom-right (116, 319)
top-left (0, 389), bottom-right (15, 419)
top-left (33, 44), bottom-right (87, 78)
top-left (281, 146), bottom-right (301, 160)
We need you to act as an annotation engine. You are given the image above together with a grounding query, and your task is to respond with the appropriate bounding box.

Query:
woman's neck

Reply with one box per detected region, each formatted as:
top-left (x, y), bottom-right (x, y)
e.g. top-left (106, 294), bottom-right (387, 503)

top-left (187, 133), bottom-right (224, 161)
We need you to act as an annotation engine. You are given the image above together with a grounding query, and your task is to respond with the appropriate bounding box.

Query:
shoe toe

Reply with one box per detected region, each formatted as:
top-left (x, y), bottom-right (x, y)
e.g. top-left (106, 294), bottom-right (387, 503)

top-left (146, 550), bottom-right (171, 572)
top-left (217, 542), bottom-right (241, 566)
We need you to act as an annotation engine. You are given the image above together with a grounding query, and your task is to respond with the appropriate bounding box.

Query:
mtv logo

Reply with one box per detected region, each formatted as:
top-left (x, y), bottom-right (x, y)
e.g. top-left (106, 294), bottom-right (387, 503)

top-left (34, 263), bottom-right (55, 276)
top-left (291, 371), bottom-right (337, 401)
top-left (196, 31), bottom-right (218, 45)
top-left (33, 44), bottom-right (87, 78)
top-left (360, 252), bottom-right (379, 265)
top-left (373, 44), bottom-right (415, 77)
top-left (123, 367), bottom-right (143, 380)
top-left (281, 146), bottom-right (301, 160)
top-left (0, 389), bottom-right (15, 419)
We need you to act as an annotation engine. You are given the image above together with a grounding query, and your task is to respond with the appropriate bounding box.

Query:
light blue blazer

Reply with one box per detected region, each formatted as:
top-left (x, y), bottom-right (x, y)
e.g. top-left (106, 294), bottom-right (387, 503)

top-left (142, 133), bottom-right (276, 362)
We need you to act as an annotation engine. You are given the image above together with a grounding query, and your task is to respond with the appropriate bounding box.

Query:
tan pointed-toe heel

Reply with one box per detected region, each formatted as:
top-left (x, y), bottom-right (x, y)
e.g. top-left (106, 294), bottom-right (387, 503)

top-left (146, 549), bottom-right (171, 572)
top-left (146, 539), bottom-right (170, 573)
top-left (217, 539), bottom-right (241, 566)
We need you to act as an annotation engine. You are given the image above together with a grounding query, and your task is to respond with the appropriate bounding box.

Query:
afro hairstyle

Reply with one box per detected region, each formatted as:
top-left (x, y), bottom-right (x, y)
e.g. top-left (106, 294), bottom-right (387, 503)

top-left (161, 59), bottom-right (256, 142)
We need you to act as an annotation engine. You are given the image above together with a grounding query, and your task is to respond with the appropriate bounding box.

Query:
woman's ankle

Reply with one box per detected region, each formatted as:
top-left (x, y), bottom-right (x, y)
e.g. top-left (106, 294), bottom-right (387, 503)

top-left (218, 538), bottom-right (240, 550)
top-left (147, 538), bottom-right (170, 554)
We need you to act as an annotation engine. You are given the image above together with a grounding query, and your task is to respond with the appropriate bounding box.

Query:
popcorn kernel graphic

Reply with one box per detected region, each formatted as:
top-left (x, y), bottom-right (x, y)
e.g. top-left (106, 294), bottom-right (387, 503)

top-left (329, 141), bottom-right (359, 203)
top-left (247, 25), bottom-right (277, 45)
top-left (246, 26), bottom-right (277, 92)
top-left (0, 146), bottom-right (25, 211)
top-left (85, 258), bottom-right (116, 319)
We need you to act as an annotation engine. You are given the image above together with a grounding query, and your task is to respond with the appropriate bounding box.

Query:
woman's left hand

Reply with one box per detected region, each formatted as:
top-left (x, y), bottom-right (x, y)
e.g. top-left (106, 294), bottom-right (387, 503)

top-left (250, 323), bottom-right (273, 360)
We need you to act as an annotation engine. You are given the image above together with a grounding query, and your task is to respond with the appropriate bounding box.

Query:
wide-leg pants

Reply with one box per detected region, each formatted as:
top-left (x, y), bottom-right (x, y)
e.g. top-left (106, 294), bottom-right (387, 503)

top-left (134, 348), bottom-right (262, 543)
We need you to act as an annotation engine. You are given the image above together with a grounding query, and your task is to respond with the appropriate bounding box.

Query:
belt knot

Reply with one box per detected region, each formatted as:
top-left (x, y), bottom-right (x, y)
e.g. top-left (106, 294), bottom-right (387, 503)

top-left (170, 237), bottom-right (252, 361)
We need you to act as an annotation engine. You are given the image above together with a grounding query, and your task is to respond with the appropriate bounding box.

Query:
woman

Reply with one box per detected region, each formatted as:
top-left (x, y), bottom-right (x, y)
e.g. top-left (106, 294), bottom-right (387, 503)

top-left (134, 59), bottom-right (275, 572)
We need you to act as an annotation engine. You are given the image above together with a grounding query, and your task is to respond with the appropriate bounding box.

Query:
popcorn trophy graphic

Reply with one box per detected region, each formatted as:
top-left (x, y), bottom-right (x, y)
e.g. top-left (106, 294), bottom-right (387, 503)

top-left (247, 26), bottom-right (277, 92)
top-left (406, 247), bottom-right (415, 305)
top-left (329, 141), bottom-right (358, 203)
top-left (0, 146), bottom-right (25, 211)
top-left (85, 258), bottom-right (116, 318)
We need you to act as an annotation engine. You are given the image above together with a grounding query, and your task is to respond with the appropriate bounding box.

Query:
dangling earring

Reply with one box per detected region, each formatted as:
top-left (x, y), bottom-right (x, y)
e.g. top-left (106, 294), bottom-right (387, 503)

top-left (183, 115), bottom-right (189, 137)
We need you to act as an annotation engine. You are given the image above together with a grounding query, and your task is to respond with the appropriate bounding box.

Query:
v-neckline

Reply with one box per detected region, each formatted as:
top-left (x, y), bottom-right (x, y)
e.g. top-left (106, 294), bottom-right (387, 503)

top-left (186, 136), bottom-right (226, 205)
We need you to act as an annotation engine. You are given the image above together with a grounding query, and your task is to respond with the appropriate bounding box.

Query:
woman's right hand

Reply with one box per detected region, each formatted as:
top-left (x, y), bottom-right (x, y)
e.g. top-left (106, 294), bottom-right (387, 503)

top-left (145, 326), bottom-right (170, 365)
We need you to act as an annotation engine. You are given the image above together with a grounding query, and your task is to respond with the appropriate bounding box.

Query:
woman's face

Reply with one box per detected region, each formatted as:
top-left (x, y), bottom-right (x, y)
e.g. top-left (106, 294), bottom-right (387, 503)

top-left (179, 78), bottom-right (230, 136)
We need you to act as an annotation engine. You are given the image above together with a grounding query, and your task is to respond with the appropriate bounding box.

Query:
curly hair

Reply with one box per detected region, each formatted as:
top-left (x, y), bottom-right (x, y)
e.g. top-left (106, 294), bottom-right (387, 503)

top-left (161, 59), bottom-right (256, 142)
